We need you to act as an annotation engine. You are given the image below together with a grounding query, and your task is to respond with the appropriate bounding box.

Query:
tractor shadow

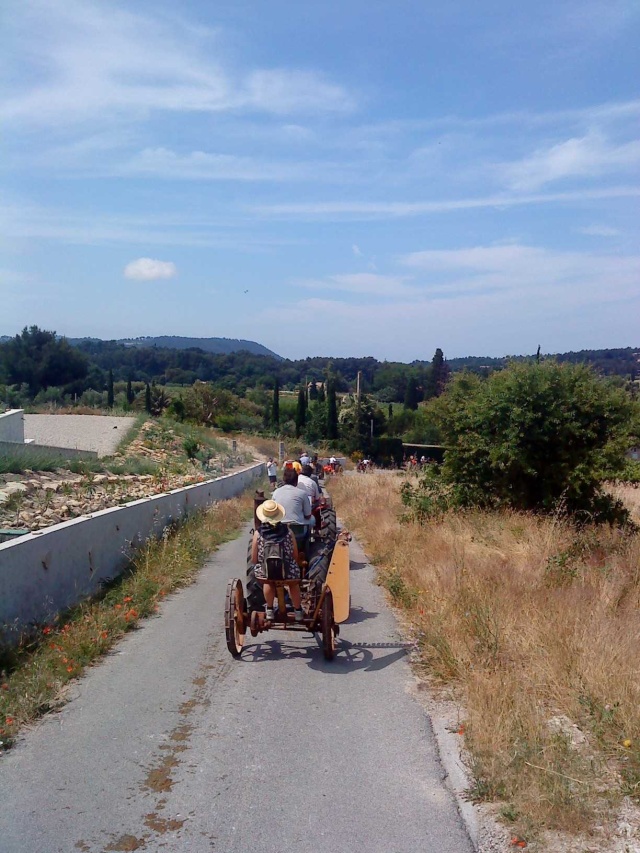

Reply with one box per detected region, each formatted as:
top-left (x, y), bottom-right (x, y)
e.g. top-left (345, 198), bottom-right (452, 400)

top-left (241, 637), bottom-right (411, 674)
top-left (349, 560), bottom-right (369, 571)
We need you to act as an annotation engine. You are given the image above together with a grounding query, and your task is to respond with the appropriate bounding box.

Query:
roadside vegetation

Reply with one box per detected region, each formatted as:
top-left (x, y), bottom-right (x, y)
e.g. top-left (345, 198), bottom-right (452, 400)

top-left (0, 486), bottom-right (261, 752)
top-left (330, 472), bottom-right (640, 846)
top-left (329, 361), bottom-right (640, 848)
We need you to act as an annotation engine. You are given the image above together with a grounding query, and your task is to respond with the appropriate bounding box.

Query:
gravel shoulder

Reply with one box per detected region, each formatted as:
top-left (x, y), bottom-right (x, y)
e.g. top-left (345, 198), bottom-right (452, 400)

top-left (23, 414), bottom-right (136, 457)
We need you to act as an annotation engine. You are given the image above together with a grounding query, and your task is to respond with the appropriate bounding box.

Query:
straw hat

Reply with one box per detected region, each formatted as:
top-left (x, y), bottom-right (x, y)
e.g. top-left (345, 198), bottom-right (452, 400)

top-left (256, 499), bottom-right (285, 525)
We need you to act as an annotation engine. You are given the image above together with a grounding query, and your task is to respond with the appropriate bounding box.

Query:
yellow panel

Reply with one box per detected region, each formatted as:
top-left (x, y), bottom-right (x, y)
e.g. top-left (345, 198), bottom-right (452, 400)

top-left (326, 540), bottom-right (350, 623)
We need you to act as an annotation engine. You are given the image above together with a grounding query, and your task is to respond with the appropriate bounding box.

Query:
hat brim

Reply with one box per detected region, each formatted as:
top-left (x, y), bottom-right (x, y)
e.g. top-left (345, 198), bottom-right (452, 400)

top-left (256, 503), bottom-right (285, 524)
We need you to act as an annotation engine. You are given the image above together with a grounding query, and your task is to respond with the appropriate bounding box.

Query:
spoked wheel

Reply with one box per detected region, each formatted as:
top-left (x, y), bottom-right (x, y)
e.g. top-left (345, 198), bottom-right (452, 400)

top-left (225, 578), bottom-right (246, 657)
top-left (321, 588), bottom-right (336, 661)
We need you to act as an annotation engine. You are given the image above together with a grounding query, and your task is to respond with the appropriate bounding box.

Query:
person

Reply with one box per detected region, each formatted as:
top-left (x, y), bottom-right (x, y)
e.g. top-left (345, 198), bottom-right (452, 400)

top-left (299, 450), bottom-right (311, 466)
top-left (272, 467), bottom-right (314, 528)
top-left (266, 457), bottom-right (277, 486)
top-left (297, 464), bottom-right (322, 504)
top-left (329, 455), bottom-right (337, 472)
top-left (251, 500), bottom-right (303, 622)
top-left (284, 459), bottom-right (302, 475)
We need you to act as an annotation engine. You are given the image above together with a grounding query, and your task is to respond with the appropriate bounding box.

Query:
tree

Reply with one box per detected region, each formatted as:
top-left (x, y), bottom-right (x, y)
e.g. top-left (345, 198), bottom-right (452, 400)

top-left (327, 376), bottom-right (339, 440)
top-left (145, 382), bottom-right (152, 414)
top-left (317, 383), bottom-right (326, 403)
top-left (308, 380), bottom-right (318, 401)
top-left (426, 348), bottom-right (450, 398)
top-left (107, 369), bottom-right (114, 408)
top-left (423, 361), bottom-right (638, 519)
top-left (126, 377), bottom-right (135, 405)
top-left (272, 376), bottom-right (280, 427)
top-left (295, 385), bottom-right (307, 437)
top-left (0, 326), bottom-right (88, 395)
top-left (404, 374), bottom-right (419, 410)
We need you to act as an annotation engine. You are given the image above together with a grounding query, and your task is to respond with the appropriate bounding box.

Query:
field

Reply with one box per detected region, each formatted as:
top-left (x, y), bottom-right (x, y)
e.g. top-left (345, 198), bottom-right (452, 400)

top-left (328, 471), bottom-right (640, 851)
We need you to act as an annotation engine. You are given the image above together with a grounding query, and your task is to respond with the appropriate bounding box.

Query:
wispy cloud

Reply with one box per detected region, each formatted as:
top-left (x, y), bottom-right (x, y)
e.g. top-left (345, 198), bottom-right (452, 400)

top-left (298, 272), bottom-right (416, 298)
top-left (1, 0), bottom-right (353, 127)
top-left (577, 224), bottom-right (621, 237)
top-left (124, 258), bottom-right (177, 281)
top-left (500, 132), bottom-right (640, 191)
top-left (251, 186), bottom-right (640, 220)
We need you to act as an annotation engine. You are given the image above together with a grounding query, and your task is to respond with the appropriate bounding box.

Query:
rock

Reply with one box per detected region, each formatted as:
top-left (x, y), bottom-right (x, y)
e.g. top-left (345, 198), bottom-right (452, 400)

top-left (0, 492), bottom-right (10, 505)
top-left (93, 474), bottom-right (108, 484)
top-left (4, 482), bottom-right (28, 496)
top-left (547, 714), bottom-right (587, 748)
top-left (43, 482), bottom-right (60, 492)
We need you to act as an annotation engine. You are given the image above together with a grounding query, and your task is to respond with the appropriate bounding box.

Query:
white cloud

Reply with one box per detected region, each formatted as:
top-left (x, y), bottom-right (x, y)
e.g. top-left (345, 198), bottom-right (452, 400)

top-left (1, 0), bottom-right (353, 127)
top-left (501, 132), bottom-right (640, 191)
top-left (124, 258), bottom-right (177, 281)
top-left (352, 244), bottom-right (363, 256)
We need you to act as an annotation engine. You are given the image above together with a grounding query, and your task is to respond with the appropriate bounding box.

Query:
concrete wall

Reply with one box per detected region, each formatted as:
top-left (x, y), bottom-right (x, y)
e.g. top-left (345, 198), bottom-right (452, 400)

top-left (0, 441), bottom-right (98, 462)
top-left (0, 462), bottom-right (265, 643)
top-left (0, 410), bottom-right (25, 443)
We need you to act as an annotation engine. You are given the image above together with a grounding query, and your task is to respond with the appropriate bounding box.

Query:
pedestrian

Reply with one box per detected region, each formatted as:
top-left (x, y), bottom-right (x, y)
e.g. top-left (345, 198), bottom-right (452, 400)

top-left (267, 457), bottom-right (277, 487)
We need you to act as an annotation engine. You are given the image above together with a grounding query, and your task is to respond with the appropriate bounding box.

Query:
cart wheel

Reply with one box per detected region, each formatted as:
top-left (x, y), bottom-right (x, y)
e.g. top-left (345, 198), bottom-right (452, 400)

top-left (225, 578), bottom-right (246, 657)
top-left (322, 589), bottom-right (335, 661)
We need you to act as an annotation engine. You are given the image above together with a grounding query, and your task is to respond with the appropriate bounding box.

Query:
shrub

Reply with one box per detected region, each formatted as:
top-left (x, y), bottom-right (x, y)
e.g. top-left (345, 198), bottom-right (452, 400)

top-left (414, 361), bottom-right (639, 521)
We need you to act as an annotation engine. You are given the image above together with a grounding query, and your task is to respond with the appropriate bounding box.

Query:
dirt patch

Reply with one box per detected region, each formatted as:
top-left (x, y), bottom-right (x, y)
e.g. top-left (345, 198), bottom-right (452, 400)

top-left (104, 834), bottom-right (146, 851)
top-left (144, 814), bottom-right (185, 834)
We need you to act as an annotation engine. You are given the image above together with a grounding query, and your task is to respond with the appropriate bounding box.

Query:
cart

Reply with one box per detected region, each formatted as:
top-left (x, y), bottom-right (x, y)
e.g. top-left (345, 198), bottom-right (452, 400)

top-left (225, 528), bottom-right (350, 661)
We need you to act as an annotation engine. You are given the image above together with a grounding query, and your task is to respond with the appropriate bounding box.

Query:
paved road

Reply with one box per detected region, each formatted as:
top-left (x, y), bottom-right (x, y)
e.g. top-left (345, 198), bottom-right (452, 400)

top-left (0, 528), bottom-right (473, 853)
top-left (23, 414), bottom-right (136, 456)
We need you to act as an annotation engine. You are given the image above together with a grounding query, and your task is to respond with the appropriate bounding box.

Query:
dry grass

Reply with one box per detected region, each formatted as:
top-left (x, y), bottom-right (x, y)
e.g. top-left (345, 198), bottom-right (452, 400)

top-left (329, 472), bottom-right (640, 841)
top-left (0, 489), bottom-right (258, 751)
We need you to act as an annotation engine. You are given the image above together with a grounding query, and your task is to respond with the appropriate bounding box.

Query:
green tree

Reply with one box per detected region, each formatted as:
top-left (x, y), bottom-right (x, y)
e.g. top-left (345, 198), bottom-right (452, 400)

top-left (107, 369), bottom-right (114, 408)
top-left (145, 382), bottom-right (152, 414)
top-left (126, 376), bottom-right (135, 405)
top-left (426, 348), bottom-right (450, 398)
top-left (327, 376), bottom-right (339, 440)
top-left (317, 383), bottom-right (326, 403)
top-left (272, 376), bottom-right (280, 427)
top-left (422, 361), bottom-right (638, 518)
top-left (308, 380), bottom-right (318, 401)
top-left (295, 385), bottom-right (307, 437)
top-left (0, 326), bottom-right (88, 395)
top-left (404, 374), bottom-right (419, 410)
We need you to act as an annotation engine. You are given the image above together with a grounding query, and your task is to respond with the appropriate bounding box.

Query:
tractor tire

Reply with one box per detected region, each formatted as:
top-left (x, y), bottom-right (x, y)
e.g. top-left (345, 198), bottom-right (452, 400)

top-left (320, 507), bottom-right (337, 544)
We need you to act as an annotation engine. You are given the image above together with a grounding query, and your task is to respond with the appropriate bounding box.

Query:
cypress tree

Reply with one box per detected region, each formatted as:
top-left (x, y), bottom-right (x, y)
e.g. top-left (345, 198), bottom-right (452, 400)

top-left (272, 376), bottom-right (280, 426)
top-left (388, 403), bottom-right (393, 420)
top-left (126, 376), bottom-right (134, 405)
top-left (327, 377), bottom-right (338, 440)
top-left (107, 369), bottom-right (114, 408)
top-left (145, 382), bottom-right (152, 414)
top-left (430, 348), bottom-right (450, 397)
top-left (295, 385), bottom-right (307, 437)
top-left (309, 380), bottom-right (318, 401)
top-left (404, 374), bottom-right (418, 410)
top-left (317, 383), bottom-right (326, 403)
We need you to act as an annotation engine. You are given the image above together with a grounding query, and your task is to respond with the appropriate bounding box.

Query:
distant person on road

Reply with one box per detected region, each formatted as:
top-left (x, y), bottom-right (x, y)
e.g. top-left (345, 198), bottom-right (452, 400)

top-left (251, 500), bottom-right (303, 622)
top-left (267, 457), bottom-right (277, 486)
top-left (299, 450), bottom-right (311, 466)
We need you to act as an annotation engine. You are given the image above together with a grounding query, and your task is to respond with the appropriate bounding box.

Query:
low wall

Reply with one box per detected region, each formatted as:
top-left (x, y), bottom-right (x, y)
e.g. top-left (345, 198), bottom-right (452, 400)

top-left (0, 410), bottom-right (25, 443)
top-left (0, 441), bottom-right (98, 462)
top-left (0, 462), bottom-right (265, 643)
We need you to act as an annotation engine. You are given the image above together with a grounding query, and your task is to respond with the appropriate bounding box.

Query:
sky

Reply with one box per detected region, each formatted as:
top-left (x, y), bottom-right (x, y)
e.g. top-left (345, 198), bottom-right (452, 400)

top-left (1, 0), bottom-right (639, 362)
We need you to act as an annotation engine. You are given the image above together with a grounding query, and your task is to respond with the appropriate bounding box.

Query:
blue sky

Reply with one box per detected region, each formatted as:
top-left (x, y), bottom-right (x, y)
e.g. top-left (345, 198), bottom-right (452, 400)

top-left (1, 0), bottom-right (638, 361)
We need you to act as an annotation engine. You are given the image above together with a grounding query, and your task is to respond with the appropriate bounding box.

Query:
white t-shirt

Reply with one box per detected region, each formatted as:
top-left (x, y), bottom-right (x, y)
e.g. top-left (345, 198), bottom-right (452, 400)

top-left (296, 474), bottom-right (321, 502)
top-left (267, 461), bottom-right (277, 477)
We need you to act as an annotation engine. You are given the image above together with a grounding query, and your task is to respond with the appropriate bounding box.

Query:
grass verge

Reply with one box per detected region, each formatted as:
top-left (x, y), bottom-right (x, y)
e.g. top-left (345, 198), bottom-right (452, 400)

top-left (327, 472), bottom-right (640, 845)
top-left (0, 484), bottom-right (261, 752)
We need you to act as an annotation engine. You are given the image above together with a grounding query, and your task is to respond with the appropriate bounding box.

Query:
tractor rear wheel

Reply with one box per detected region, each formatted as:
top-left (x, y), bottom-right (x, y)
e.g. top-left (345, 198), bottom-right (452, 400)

top-left (225, 578), bottom-right (246, 657)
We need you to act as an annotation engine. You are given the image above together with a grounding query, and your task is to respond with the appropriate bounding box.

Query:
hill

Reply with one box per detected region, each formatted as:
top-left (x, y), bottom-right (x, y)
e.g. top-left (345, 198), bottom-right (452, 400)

top-left (114, 336), bottom-right (282, 359)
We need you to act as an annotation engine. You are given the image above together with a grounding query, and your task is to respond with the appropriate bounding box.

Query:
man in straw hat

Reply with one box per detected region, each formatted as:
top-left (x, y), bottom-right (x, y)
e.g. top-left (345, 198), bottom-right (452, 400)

top-left (251, 499), bottom-right (304, 622)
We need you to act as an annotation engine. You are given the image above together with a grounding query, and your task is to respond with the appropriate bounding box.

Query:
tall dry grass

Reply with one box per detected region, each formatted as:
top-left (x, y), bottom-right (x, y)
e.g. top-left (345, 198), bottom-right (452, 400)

top-left (329, 472), bottom-right (640, 838)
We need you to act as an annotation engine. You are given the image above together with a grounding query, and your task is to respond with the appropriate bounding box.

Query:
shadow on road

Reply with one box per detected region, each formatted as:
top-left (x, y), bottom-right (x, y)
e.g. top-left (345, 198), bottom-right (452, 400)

top-left (349, 560), bottom-right (368, 571)
top-left (241, 637), bottom-right (411, 674)
top-left (345, 605), bottom-right (378, 624)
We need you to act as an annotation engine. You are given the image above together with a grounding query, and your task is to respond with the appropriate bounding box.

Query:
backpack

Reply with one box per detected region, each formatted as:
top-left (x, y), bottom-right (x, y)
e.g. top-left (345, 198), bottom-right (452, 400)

top-left (261, 535), bottom-right (287, 581)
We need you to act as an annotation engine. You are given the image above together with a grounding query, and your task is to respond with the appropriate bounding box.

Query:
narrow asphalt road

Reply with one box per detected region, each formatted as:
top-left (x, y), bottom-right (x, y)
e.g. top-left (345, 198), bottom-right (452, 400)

top-left (0, 526), bottom-right (474, 853)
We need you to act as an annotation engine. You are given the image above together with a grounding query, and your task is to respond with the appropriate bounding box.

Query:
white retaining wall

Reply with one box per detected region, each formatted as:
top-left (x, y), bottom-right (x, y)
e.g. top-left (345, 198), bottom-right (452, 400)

top-left (0, 410), bottom-right (25, 443)
top-left (0, 462), bottom-right (264, 642)
top-left (0, 441), bottom-right (97, 462)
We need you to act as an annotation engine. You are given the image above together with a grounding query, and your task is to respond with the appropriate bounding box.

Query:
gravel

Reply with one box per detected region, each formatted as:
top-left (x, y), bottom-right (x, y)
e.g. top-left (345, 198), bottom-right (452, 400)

top-left (23, 414), bottom-right (137, 457)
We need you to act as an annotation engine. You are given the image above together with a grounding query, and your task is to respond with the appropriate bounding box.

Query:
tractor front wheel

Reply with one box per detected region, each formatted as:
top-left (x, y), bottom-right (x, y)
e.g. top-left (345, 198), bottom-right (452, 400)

top-left (321, 589), bottom-right (335, 661)
top-left (225, 578), bottom-right (246, 657)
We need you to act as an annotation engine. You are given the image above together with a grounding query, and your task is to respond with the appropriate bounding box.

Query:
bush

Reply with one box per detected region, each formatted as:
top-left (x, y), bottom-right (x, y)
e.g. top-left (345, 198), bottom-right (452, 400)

top-left (412, 361), bottom-right (639, 521)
